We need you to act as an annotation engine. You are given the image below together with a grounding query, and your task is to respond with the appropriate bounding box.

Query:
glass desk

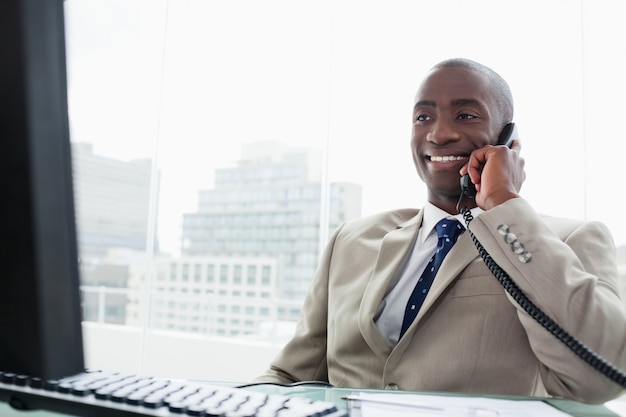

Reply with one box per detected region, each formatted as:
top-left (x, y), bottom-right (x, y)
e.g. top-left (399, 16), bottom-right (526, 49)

top-left (0, 380), bottom-right (621, 417)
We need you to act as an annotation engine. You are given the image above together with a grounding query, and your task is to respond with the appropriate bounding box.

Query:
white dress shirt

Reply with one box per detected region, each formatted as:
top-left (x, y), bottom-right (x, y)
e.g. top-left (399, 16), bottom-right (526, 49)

top-left (374, 202), bottom-right (482, 346)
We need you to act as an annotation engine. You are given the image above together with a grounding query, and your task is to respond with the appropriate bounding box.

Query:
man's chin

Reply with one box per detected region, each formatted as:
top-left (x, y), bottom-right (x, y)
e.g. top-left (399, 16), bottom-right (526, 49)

top-left (429, 185), bottom-right (463, 200)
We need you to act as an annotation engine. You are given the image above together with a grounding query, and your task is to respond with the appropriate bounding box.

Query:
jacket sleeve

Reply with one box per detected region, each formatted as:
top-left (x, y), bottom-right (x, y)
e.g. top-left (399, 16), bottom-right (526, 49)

top-left (468, 197), bottom-right (626, 403)
top-left (253, 224), bottom-right (345, 384)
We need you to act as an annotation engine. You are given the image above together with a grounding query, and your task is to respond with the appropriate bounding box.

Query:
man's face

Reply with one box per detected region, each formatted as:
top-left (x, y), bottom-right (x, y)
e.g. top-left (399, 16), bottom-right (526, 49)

top-left (410, 66), bottom-right (501, 208)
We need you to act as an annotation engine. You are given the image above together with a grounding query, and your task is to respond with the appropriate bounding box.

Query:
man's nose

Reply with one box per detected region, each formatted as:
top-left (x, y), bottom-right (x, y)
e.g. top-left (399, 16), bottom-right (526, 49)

top-left (427, 120), bottom-right (460, 145)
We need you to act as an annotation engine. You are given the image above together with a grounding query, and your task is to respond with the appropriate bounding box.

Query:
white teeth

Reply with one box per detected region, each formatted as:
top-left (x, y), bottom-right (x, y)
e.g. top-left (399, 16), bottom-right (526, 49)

top-left (430, 155), bottom-right (465, 162)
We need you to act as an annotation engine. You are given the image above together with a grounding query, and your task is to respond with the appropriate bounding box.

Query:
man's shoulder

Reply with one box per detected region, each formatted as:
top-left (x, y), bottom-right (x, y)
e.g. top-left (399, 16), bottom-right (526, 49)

top-left (497, 199), bottom-right (605, 237)
top-left (540, 213), bottom-right (609, 238)
top-left (540, 214), bottom-right (585, 228)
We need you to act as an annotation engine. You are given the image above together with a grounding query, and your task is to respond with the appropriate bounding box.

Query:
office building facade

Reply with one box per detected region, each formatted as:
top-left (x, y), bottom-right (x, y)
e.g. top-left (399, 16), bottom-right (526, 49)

top-left (181, 141), bottom-right (362, 320)
top-left (72, 142), bottom-right (154, 323)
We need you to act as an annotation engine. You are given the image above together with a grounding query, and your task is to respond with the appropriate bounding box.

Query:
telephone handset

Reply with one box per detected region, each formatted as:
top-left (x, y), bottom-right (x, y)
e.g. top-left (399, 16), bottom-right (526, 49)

top-left (459, 122), bottom-right (518, 199)
top-left (456, 123), bottom-right (626, 388)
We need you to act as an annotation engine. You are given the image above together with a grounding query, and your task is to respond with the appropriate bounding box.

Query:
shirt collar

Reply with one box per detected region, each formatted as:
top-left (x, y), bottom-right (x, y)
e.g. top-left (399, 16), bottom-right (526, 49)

top-left (420, 201), bottom-right (483, 244)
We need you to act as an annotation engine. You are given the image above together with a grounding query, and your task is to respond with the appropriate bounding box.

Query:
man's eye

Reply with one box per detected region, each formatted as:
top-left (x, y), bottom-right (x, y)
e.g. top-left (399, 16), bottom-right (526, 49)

top-left (458, 113), bottom-right (477, 120)
top-left (415, 114), bottom-right (431, 122)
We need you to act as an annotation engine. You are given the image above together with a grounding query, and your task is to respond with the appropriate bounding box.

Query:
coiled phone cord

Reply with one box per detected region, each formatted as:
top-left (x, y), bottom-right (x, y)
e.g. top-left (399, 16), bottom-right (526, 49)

top-left (458, 204), bottom-right (626, 389)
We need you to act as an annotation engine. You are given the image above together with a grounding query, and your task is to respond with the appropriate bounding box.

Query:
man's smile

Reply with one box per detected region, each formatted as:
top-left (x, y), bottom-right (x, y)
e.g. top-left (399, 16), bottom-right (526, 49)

top-left (428, 155), bottom-right (467, 162)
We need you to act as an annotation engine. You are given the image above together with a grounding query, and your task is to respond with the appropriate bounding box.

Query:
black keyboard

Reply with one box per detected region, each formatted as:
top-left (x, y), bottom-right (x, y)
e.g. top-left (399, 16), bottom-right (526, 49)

top-left (0, 370), bottom-right (348, 417)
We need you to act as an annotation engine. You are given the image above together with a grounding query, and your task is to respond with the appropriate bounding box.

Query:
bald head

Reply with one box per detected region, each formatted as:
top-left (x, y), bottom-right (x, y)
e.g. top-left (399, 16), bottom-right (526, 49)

top-left (429, 58), bottom-right (514, 128)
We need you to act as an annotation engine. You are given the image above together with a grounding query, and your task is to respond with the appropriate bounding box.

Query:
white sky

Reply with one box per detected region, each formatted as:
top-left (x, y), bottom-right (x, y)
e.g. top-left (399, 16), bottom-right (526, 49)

top-left (64, 0), bottom-right (626, 252)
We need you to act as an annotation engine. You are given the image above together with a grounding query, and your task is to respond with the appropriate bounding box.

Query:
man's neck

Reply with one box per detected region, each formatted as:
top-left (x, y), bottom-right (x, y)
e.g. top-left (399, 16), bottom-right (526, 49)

top-left (429, 197), bottom-right (477, 215)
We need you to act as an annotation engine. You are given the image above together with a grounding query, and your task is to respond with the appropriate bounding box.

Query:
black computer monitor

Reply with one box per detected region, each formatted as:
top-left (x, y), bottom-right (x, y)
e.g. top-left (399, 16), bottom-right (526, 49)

top-left (0, 0), bottom-right (85, 380)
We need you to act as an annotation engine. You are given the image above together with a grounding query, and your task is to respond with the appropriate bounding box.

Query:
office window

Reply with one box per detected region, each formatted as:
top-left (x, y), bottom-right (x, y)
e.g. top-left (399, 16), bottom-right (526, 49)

top-left (219, 265), bottom-right (229, 284)
top-left (247, 273), bottom-right (256, 286)
top-left (247, 265), bottom-right (256, 280)
top-left (181, 263), bottom-right (189, 281)
top-left (233, 265), bottom-right (242, 285)
top-left (65, 0), bottom-right (626, 385)
top-left (261, 266), bottom-right (271, 286)
top-left (206, 265), bottom-right (214, 283)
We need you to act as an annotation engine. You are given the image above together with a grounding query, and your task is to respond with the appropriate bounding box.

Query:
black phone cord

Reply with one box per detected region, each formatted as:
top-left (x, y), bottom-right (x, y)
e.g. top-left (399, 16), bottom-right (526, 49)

top-left (459, 205), bottom-right (626, 389)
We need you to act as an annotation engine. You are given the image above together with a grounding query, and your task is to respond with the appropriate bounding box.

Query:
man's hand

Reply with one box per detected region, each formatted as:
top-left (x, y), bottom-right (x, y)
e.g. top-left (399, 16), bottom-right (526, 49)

top-left (459, 140), bottom-right (526, 210)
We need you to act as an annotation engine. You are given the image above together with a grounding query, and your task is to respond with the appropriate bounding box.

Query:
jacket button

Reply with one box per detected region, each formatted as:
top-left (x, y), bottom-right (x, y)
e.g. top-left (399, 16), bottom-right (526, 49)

top-left (384, 383), bottom-right (399, 390)
top-left (511, 240), bottom-right (525, 254)
top-left (518, 251), bottom-right (533, 263)
top-left (504, 232), bottom-right (517, 244)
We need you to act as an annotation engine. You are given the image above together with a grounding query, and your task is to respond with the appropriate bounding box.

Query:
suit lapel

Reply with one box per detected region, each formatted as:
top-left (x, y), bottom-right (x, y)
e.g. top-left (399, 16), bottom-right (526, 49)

top-left (358, 211), bottom-right (423, 357)
top-left (389, 231), bottom-right (478, 359)
top-left (411, 232), bottom-right (478, 326)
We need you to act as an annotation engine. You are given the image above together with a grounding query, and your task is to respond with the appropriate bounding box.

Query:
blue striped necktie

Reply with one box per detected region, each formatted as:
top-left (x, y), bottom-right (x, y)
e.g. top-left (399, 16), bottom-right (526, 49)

top-left (399, 218), bottom-right (464, 339)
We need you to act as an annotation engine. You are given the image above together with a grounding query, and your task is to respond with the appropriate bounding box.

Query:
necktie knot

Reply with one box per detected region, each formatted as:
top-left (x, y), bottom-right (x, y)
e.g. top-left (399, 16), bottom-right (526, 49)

top-left (435, 218), bottom-right (464, 243)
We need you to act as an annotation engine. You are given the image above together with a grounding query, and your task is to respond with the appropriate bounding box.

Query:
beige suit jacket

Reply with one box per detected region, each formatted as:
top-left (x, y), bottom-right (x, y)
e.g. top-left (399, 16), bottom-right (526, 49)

top-left (256, 198), bottom-right (626, 404)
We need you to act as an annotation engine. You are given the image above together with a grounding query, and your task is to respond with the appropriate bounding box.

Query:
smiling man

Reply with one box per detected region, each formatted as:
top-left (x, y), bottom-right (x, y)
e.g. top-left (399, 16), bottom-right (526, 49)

top-left (255, 58), bottom-right (626, 404)
top-left (411, 60), bottom-right (522, 215)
